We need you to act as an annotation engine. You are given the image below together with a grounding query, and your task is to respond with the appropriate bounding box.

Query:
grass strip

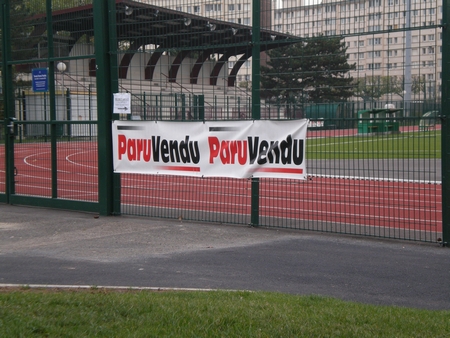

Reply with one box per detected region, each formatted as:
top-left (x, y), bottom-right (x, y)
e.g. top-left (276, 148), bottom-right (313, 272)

top-left (0, 288), bottom-right (449, 337)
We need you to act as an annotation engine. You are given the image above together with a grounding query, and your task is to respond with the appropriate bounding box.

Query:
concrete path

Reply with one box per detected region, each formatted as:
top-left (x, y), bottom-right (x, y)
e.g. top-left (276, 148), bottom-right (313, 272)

top-left (0, 204), bottom-right (448, 310)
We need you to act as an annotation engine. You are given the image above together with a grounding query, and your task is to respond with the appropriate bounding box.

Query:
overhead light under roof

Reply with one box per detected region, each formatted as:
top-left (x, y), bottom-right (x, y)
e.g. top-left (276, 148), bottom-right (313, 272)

top-left (184, 18), bottom-right (192, 26)
top-left (206, 22), bottom-right (216, 31)
top-left (124, 6), bottom-right (133, 16)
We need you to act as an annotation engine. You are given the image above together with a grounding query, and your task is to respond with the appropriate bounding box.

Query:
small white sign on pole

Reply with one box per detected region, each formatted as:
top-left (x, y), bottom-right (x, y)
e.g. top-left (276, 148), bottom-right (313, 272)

top-left (113, 93), bottom-right (131, 114)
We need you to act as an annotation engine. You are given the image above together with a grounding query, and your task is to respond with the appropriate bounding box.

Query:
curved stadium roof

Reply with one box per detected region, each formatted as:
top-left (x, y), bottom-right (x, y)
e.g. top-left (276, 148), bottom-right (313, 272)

top-left (30, 0), bottom-right (296, 86)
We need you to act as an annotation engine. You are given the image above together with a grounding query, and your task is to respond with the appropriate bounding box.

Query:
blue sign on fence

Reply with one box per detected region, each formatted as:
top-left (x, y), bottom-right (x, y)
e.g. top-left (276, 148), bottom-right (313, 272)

top-left (32, 68), bottom-right (49, 92)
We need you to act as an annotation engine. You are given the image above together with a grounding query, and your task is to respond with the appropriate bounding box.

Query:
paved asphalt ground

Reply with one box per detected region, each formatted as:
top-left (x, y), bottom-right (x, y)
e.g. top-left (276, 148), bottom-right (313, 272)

top-left (0, 204), bottom-right (449, 310)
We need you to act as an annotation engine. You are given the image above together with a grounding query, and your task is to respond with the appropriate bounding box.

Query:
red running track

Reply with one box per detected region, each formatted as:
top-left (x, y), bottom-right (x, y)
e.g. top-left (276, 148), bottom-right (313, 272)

top-left (0, 128), bottom-right (442, 235)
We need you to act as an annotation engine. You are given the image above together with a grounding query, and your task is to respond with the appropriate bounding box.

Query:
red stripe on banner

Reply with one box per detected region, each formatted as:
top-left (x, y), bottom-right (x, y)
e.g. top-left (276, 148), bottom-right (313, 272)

top-left (256, 168), bottom-right (303, 175)
top-left (159, 166), bottom-right (201, 172)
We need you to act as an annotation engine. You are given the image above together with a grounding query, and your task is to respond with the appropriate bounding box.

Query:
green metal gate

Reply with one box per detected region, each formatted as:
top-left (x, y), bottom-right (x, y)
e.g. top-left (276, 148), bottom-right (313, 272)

top-left (0, 0), bottom-right (99, 212)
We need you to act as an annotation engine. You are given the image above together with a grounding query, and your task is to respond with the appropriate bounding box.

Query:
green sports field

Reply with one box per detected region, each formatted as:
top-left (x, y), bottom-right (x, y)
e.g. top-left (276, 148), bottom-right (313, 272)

top-left (307, 130), bottom-right (441, 160)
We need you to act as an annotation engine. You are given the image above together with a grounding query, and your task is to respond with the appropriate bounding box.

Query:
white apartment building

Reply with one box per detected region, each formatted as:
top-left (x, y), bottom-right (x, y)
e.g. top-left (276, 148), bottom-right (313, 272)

top-left (147, 0), bottom-right (442, 100)
top-left (273, 0), bottom-right (442, 101)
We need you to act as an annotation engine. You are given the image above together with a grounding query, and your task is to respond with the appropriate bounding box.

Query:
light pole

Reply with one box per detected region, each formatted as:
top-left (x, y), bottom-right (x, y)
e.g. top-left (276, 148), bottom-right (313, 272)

top-left (404, 0), bottom-right (411, 117)
top-left (57, 62), bottom-right (66, 105)
top-left (57, 62), bottom-right (67, 136)
top-left (403, 90), bottom-right (407, 116)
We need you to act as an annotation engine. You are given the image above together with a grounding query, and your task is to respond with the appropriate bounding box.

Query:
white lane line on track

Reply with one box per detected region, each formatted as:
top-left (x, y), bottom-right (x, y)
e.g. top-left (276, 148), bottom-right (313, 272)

top-left (15, 173), bottom-right (98, 182)
top-left (66, 151), bottom-right (97, 169)
top-left (118, 192), bottom-right (440, 225)
top-left (23, 152), bottom-right (52, 171)
top-left (21, 152), bottom-right (97, 177)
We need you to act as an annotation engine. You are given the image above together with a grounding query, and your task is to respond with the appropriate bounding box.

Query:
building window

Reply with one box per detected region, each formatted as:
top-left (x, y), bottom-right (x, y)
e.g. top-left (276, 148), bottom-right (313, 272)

top-left (369, 13), bottom-right (382, 21)
top-left (368, 38), bottom-right (381, 45)
top-left (387, 50), bottom-right (398, 56)
top-left (205, 4), bottom-right (222, 12)
top-left (368, 63), bottom-right (381, 70)
top-left (368, 25), bottom-right (381, 32)
top-left (325, 5), bottom-right (336, 13)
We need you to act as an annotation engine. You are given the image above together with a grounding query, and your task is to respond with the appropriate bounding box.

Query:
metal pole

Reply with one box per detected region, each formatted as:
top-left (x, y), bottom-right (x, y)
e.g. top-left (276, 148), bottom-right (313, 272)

top-left (404, 0), bottom-right (412, 117)
top-left (66, 88), bottom-right (71, 139)
top-left (250, 0), bottom-right (261, 226)
top-left (1, 0), bottom-right (16, 200)
top-left (45, 0), bottom-right (58, 199)
top-left (57, 62), bottom-right (67, 137)
top-left (93, 0), bottom-right (120, 215)
top-left (441, 0), bottom-right (450, 246)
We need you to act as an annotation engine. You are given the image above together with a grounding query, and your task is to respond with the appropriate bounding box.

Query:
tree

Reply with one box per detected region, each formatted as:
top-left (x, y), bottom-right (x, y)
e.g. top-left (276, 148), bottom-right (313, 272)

top-left (411, 75), bottom-right (426, 96)
top-left (2, 0), bottom-right (42, 63)
top-left (352, 76), bottom-right (385, 102)
top-left (1, 0), bottom-right (44, 119)
top-left (352, 75), bottom-right (431, 102)
top-left (260, 36), bottom-right (355, 107)
top-left (24, 0), bottom-right (92, 14)
top-left (382, 76), bottom-right (405, 98)
top-left (1, 1), bottom-right (94, 118)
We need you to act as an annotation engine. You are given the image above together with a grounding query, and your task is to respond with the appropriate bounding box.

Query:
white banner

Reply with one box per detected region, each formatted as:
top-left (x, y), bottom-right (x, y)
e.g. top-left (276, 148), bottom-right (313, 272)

top-left (112, 120), bottom-right (308, 179)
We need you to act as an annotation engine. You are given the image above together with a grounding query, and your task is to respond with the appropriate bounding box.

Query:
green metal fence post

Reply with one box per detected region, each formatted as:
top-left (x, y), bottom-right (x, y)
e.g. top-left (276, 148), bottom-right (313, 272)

top-left (181, 93), bottom-right (186, 120)
top-left (193, 95), bottom-right (198, 120)
top-left (237, 96), bottom-right (240, 119)
top-left (198, 95), bottom-right (205, 121)
top-left (143, 92), bottom-right (147, 120)
top-left (88, 84), bottom-right (92, 140)
top-left (44, 0), bottom-right (59, 199)
top-left (251, 0), bottom-right (261, 226)
top-left (174, 93), bottom-right (178, 120)
top-left (44, 92), bottom-right (48, 141)
top-left (441, 0), bottom-right (450, 246)
top-left (1, 0), bottom-right (15, 200)
top-left (66, 88), bottom-right (71, 139)
top-left (94, 0), bottom-right (120, 215)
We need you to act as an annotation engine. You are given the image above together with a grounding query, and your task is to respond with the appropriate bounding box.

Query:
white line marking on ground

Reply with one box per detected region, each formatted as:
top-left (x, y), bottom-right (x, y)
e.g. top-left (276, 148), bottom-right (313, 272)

top-left (0, 283), bottom-right (226, 293)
